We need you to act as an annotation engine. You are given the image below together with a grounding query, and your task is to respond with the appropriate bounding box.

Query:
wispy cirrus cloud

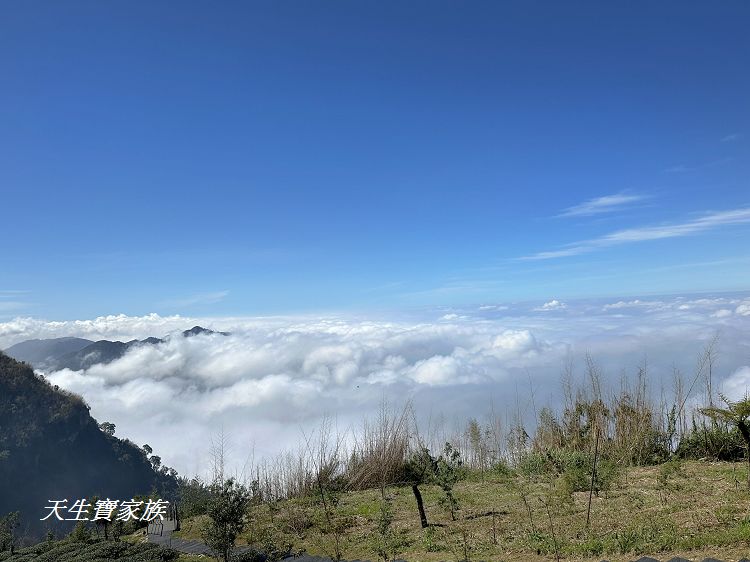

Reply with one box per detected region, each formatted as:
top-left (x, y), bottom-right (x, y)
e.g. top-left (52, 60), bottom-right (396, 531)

top-left (557, 192), bottom-right (647, 217)
top-left (0, 302), bottom-right (29, 313)
top-left (523, 207), bottom-right (750, 260)
top-left (161, 290), bottom-right (229, 308)
top-left (664, 157), bottom-right (732, 173)
top-left (722, 133), bottom-right (743, 143)
top-left (0, 291), bottom-right (31, 314)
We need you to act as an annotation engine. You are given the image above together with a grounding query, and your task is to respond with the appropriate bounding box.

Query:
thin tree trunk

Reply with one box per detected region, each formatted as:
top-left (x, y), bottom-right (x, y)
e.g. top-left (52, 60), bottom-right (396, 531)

top-left (521, 492), bottom-right (536, 534)
top-left (543, 499), bottom-right (561, 562)
top-left (739, 421), bottom-right (750, 490)
top-left (586, 427), bottom-right (600, 528)
top-left (317, 478), bottom-right (341, 560)
top-left (412, 484), bottom-right (428, 528)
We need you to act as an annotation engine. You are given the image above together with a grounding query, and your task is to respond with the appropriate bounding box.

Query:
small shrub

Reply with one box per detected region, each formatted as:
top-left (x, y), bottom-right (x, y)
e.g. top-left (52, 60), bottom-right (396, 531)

top-left (579, 535), bottom-right (604, 556)
top-left (69, 522), bottom-right (91, 543)
top-left (615, 528), bottom-right (643, 554)
top-left (657, 458), bottom-right (684, 491)
top-left (493, 460), bottom-right (515, 478)
top-left (282, 505), bottom-right (312, 536)
top-left (518, 451), bottom-right (551, 478)
top-left (435, 443), bottom-right (464, 521)
top-left (527, 531), bottom-right (557, 555)
top-left (423, 525), bottom-right (441, 552)
top-left (375, 493), bottom-right (394, 562)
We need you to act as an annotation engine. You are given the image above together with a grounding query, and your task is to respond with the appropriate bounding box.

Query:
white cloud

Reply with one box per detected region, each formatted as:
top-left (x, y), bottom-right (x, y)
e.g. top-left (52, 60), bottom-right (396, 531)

top-left (603, 299), bottom-right (666, 311)
top-left (489, 329), bottom-right (541, 357)
top-left (523, 207), bottom-right (750, 260)
top-left (478, 305), bottom-right (509, 311)
top-left (558, 192), bottom-right (646, 217)
top-left (712, 309), bottom-right (733, 318)
top-left (440, 313), bottom-right (468, 321)
top-left (408, 355), bottom-right (466, 386)
top-left (722, 366), bottom-right (750, 401)
top-left (535, 299), bottom-right (566, 311)
top-left (736, 300), bottom-right (750, 316)
top-left (3, 294), bottom-right (750, 478)
top-left (16, 317), bottom-right (548, 474)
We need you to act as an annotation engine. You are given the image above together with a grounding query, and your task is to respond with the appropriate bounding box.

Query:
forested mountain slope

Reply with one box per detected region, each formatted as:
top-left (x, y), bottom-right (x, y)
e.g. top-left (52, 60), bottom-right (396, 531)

top-left (0, 352), bottom-right (177, 539)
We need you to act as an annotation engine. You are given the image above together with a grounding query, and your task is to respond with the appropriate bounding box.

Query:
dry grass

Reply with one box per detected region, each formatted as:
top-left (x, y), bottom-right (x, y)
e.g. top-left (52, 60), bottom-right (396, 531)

top-left (172, 460), bottom-right (750, 561)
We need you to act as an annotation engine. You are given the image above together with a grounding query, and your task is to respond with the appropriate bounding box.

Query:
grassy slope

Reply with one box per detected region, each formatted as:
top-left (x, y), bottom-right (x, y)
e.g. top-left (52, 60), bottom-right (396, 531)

top-left (174, 461), bottom-right (750, 562)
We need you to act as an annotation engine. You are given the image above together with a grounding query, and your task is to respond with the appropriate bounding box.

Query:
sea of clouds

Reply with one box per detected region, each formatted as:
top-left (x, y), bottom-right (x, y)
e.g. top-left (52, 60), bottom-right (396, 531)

top-left (1, 293), bottom-right (749, 478)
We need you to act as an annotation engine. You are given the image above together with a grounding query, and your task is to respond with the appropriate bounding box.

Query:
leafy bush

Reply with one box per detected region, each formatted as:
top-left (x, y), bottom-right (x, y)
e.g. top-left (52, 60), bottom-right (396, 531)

top-left (553, 450), bottom-right (619, 493)
top-left (517, 451), bottom-right (551, 478)
top-left (434, 443), bottom-right (464, 521)
top-left (677, 423), bottom-right (746, 461)
top-left (492, 459), bottom-right (515, 478)
top-left (518, 449), bottom-right (619, 494)
top-left (201, 478), bottom-right (252, 562)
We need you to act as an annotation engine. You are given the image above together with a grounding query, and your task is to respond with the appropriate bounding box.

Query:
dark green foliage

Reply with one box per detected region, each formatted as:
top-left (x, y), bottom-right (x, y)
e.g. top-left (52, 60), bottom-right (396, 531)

top-left (517, 449), bottom-right (619, 495)
top-left (98, 422), bottom-right (116, 436)
top-left (518, 451), bottom-right (550, 478)
top-left (552, 450), bottom-right (618, 493)
top-left (399, 443), bottom-right (466, 528)
top-left (68, 522), bottom-right (90, 543)
top-left (434, 443), bottom-right (463, 521)
top-left (374, 490), bottom-right (394, 562)
top-left (0, 512), bottom-right (19, 554)
top-left (493, 459), bottom-right (515, 478)
top-left (201, 478), bottom-right (252, 562)
top-left (0, 539), bottom-right (177, 561)
top-left (0, 352), bottom-right (178, 539)
top-left (700, 395), bottom-right (750, 488)
top-left (676, 423), bottom-right (746, 460)
top-left (402, 447), bottom-right (435, 486)
top-left (177, 477), bottom-right (213, 518)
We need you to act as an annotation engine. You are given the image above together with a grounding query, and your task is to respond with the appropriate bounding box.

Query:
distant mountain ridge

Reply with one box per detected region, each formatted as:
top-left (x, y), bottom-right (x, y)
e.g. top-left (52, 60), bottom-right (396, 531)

top-left (4, 326), bottom-right (228, 372)
top-left (3, 337), bottom-right (94, 370)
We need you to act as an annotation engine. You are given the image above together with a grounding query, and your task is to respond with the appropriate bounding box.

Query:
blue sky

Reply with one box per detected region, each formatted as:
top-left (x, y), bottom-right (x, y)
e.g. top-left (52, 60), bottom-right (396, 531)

top-left (1, 1), bottom-right (749, 319)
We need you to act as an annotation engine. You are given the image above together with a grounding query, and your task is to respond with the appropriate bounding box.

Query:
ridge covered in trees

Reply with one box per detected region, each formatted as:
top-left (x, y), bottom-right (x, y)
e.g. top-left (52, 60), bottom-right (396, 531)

top-left (0, 352), bottom-right (177, 541)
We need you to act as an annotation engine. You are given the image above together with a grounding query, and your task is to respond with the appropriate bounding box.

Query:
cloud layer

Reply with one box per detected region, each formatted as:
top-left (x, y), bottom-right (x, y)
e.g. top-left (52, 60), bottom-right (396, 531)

top-left (2, 294), bottom-right (749, 478)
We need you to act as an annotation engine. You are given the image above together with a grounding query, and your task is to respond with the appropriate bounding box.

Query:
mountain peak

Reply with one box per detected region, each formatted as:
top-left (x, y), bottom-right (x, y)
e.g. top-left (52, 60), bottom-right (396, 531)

top-left (182, 325), bottom-right (229, 337)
